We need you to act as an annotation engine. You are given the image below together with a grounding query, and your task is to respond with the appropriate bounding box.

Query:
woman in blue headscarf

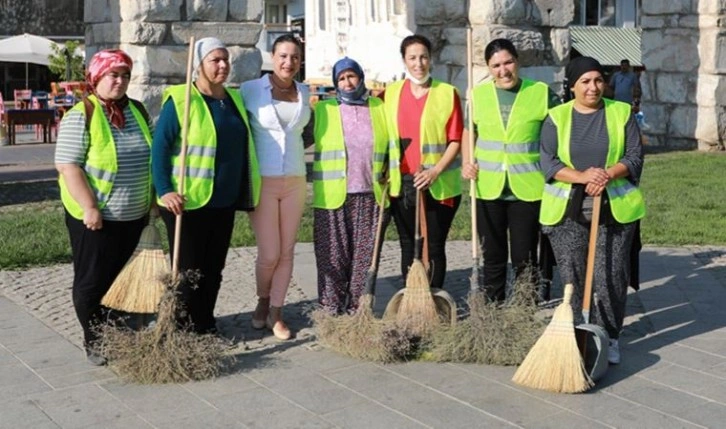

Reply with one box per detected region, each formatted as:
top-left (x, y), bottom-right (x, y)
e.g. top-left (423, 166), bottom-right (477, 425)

top-left (312, 57), bottom-right (390, 314)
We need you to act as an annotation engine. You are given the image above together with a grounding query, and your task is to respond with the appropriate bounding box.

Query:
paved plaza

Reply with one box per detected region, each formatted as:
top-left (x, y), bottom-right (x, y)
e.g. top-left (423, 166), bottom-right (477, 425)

top-left (2, 136), bottom-right (726, 428)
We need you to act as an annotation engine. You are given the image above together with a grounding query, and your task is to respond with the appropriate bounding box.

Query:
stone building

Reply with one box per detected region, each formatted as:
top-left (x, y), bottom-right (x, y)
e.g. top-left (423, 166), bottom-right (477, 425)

top-left (2, 0), bottom-right (724, 150)
top-left (84, 0), bottom-right (265, 116)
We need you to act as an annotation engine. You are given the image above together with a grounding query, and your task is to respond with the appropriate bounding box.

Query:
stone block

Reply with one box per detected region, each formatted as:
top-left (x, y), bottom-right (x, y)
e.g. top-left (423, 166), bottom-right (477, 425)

top-left (439, 43), bottom-right (466, 68)
top-left (550, 28), bottom-right (570, 62)
top-left (229, 0), bottom-right (264, 22)
top-left (442, 28), bottom-right (467, 46)
top-left (669, 105), bottom-right (698, 138)
top-left (228, 47), bottom-right (262, 86)
top-left (470, 0), bottom-right (526, 25)
top-left (119, 0), bottom-right (182, 22)
top-left (641, 103), bottom-right (668, 135)
top-left (171, 22), bottom-right (262, 46)
top-left (87, 22), bottom-right (167, 45)
top-left (489, 27), bottom-right (546, 67)
top-left (640, 16), bottom-right (668, 29)
top-left (642, 1), bottom-right (691, 15)
top-left (697, 28), bottom-right (726, 74)
top-left (529, 0), bottom-right (574, 27)
top-left (642, 29), bottom-right (699, 73)
top-left (695, 106), bottom-right (726, 148)
top-left (187, 0), bottom-right (228, 22)
top-left (521, 66), bottom-right (563, 88)
top-left (655, 73), bottom-right (695, 104)
top-left (415, 0), bottom-right (467, 25)
top-left (679, 15), bottom-right (699, 28)
top-left (699, 1), bottom-right (726, 15)
top-left (84, 0), bottom-right (119, 24)
top-left (121, 44), bottom-right (188, 80)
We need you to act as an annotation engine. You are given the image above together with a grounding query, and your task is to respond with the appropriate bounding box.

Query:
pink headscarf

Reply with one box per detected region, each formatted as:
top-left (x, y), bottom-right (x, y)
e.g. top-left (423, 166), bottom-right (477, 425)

top-left (85, 49), bottom-right (133, 129)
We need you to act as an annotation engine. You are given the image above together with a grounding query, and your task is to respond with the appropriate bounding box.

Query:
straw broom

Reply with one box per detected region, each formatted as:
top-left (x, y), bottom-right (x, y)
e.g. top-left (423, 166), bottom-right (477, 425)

top-left (101, 215), bottom-right (168, 313)
top-left (511, 283), bottom-right (593, 393)
top-left (395, 188), bottom-right (440, 336)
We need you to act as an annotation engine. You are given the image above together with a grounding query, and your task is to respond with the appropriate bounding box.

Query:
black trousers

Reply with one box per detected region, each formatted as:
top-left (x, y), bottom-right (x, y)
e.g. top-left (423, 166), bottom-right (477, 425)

top-left (477, 199), bottom-right (541, 302)
top-left (65, 212), bottom-right (146, 347)
top-left (390, 179), bottom-right (460, 290)
top-left (160, 206), bottom-right (235, 334)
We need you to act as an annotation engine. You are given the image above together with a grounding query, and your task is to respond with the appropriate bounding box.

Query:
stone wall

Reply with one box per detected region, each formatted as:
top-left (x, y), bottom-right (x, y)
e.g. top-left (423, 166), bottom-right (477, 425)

top-left (0, 0), bottom-right (83, 38)
top-left (641, 2), bottom-right (725, 151)
top-left (85, 0), bottom-right (264, 117)
top-left (415, 0), bottom-right (573, 97)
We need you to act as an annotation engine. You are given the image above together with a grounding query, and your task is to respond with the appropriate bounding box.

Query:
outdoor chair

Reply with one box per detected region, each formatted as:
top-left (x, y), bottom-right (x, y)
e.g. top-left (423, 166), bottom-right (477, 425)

top-left (14, 89), bottom-right (32, 109)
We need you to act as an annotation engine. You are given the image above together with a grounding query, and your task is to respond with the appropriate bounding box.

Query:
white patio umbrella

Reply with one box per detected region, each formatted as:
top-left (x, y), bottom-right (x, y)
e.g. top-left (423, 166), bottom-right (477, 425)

top-left (0, 33), bottom-right (79, 89)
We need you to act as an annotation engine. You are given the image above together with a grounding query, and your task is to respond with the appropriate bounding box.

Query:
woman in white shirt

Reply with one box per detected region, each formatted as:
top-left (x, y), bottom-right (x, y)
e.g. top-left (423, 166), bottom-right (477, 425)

top-left (240, 34), bottom-right (312, 340)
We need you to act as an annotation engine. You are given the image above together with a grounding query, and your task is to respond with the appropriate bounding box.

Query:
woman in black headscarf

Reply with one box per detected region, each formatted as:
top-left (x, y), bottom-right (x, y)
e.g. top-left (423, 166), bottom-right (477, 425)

top-left (312, 57), bottom-right (389, 315)
top-left (539, 56), bottom-right (645, 365)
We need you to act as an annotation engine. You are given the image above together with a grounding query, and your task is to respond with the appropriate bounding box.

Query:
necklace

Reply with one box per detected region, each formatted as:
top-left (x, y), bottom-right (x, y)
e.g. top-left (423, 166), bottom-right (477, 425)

top-left (271, 75), bottom-right (295, 93)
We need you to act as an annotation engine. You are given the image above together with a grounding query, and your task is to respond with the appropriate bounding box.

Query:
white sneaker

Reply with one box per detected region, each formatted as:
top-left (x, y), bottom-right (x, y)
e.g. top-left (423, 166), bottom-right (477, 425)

top-left (608, 339), bottom-right (620, 365)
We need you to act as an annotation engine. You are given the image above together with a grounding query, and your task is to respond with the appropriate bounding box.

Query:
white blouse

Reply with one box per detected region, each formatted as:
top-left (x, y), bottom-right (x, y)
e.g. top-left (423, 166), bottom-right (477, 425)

top-left (240, 75), bottom-right (311, 177)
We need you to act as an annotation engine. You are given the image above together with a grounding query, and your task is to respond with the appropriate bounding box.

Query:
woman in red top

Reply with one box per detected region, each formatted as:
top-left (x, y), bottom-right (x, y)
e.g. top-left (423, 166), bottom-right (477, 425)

top-left (383, 34), bottom-right (463, 290)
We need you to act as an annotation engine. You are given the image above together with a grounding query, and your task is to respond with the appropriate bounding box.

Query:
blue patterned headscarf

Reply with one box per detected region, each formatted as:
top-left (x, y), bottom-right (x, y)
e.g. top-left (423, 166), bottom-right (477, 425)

top-left (332, 57), bottom-right (368, 106)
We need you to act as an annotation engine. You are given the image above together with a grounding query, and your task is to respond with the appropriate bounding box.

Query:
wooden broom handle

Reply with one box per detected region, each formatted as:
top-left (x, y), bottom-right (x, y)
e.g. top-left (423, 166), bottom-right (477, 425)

top-left (369, 183), bottom-right (389, 271)
top-left (171, 36), bottom-right (196, 279)
top-left (466, 26), bottom-right (478, 261)
top-left (582, 193), bottom-right (602, 321)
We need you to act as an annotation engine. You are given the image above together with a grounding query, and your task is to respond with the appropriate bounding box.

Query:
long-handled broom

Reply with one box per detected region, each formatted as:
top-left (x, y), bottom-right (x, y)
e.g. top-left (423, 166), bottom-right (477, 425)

top-left (465, 26), bottom-right (483, 307)
top-left (511, 282), bottom-right (593, 393)
top-left (101, 214), bottom-right (168, 313)
top-left (391, 188), bottom-right (441, 336)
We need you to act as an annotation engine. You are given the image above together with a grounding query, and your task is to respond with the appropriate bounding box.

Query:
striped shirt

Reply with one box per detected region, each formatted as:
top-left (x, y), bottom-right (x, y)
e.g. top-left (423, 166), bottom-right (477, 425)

top-left (55, 105), bottom-right (152, 221)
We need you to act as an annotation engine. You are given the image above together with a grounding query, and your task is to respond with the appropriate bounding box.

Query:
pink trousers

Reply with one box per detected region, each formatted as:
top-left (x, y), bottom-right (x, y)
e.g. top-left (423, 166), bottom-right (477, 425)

top-left (248, 176), bottom-right (307, 307)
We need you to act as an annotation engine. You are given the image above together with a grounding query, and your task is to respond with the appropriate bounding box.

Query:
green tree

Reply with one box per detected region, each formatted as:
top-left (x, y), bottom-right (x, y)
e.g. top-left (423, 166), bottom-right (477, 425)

top-left (48, 40), bottom-right (85, 81)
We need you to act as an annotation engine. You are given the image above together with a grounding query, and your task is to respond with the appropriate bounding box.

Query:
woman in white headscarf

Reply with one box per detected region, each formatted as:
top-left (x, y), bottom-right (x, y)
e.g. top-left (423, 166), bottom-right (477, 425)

top-left (152, 37), bottom-right (260, 335)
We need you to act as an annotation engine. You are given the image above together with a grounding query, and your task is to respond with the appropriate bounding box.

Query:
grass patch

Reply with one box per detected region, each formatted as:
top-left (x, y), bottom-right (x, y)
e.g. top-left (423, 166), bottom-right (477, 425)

top-left (1, 151), bottom-right (725, 269)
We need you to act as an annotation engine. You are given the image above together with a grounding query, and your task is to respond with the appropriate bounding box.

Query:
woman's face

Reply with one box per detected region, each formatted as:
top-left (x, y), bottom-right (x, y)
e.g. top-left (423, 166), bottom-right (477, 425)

top-left (272, 42), bottom-right (301, 80)
top-left (403, 43), bottom-right (431, 81)
top-left (199, 48), bottom-right (230, 85)
top-left (336, 69), bottom-right (360, 92)
top-left (572, 71), bottom-right (605, 108)
top-left (487, 49), bottom-right (519, 90)
top-left (95, 67), bottom-right (130, 100)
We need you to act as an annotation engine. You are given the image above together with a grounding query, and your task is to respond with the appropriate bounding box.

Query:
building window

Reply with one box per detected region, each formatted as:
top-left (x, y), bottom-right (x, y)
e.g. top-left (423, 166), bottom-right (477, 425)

top-left (319, 0), bottom-right (327, 31)
top-left (575, 0), bottom-right (616, 26)
top-left (266, 3), bottom-right (288, 24)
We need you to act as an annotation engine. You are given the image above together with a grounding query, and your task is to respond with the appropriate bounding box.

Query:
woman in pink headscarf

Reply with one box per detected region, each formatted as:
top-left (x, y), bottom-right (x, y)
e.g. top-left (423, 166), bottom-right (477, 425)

top-left (55, 49), bottom-right (153, 365)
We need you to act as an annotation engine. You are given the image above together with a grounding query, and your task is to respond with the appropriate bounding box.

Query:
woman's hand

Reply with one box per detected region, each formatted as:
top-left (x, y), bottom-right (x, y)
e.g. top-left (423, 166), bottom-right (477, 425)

top-left (579, 167), bottom-right (610, 187)
top-left (414, 168), bottom-right (440, 190)
top-left (461, 161), bottom-right (478, 180)
top-left (160, 192), bottom-right (185, 216)
top-left (83, 207), bottom-right (103, 231)
top-left (585, 182), bottom-right (606, 196)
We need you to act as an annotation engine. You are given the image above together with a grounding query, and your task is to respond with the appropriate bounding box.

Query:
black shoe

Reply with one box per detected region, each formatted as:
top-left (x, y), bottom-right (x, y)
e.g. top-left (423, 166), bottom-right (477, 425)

top-left (85, 348), bottom-right (107, 366)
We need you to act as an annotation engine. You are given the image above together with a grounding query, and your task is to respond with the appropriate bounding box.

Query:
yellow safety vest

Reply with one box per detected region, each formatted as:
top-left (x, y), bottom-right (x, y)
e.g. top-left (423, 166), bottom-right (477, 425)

top-left (158, 84), bottom-right (261, 210)
top-left (540, 99), bottom-right (646, 225)
top-left (472, 79), bottom-right (547, 201)
top-left (312, 97), bottom-right (389, 209)
top-left (384, 79), bottom-right (462, 200)
top-left (59, 95), bottom-right (152, 219)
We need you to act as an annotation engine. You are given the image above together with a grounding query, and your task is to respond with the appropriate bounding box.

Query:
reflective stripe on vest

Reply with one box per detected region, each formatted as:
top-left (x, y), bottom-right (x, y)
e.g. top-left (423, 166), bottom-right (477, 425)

top-left (158, 84), bottom-right (261, 210)
top-left (384, 79), bottom-right (462, 200)
top-left (59, 95), bottom-right (152, 219)
top-left (539, 99), bottom-right (646, 225)
top-left (472, 79), bottom-right (547, 201)
top-left (312, 97), bottom-right (389, 209)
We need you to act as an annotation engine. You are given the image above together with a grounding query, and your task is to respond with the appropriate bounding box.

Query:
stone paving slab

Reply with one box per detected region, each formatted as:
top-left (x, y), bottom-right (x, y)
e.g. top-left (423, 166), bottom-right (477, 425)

top-left (2, 243), bottom-right (726, 428)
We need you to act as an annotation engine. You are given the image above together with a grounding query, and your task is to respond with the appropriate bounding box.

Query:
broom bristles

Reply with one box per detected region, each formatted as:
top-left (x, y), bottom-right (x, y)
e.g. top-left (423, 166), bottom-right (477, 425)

top-left (102, 224), bottom-right (168, 314)
top-left (512, 284), bottom-right (593, 393)
top-left (396, 259), bottom-right (440, 336)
